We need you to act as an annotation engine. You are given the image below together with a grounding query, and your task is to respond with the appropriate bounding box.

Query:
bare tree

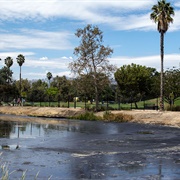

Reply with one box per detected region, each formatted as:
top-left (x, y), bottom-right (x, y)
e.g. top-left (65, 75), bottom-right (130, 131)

top-left (69, 24), bottom-right (115, 111)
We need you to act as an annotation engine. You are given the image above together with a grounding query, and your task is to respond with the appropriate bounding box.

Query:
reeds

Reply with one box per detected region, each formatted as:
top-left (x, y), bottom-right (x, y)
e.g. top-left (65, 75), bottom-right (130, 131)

top-left (0, 153), bottom-right (52, 179)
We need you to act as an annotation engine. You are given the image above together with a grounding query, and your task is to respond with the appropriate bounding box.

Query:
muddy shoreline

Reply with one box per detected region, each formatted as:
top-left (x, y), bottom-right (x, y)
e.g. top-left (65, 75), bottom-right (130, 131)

top-left (0, 106), bottom-right (180, 127)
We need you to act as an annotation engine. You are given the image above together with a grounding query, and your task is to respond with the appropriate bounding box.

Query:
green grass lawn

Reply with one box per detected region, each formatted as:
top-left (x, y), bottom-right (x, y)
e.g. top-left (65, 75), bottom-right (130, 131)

top-left (25, 97), bottom-right (180, 111)
top-left (175, 98), bottom-right (180, 105)
top-left (25, 99), bottom-right (157, 109)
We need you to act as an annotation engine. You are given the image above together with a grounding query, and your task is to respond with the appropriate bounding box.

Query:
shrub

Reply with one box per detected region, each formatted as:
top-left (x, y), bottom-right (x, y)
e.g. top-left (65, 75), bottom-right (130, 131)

top-left (166, 105), bottom-right (180, 111)
top-left (103, 111), bottom-right (133, 122)
top-left (71, 111), bottom-right (133, 122)
top-left (61, 104), bottom-right (68, 108)
top-left (72, 111), bottom-right (102, 121)
top-left (103, 111), bottom-right (114, 120)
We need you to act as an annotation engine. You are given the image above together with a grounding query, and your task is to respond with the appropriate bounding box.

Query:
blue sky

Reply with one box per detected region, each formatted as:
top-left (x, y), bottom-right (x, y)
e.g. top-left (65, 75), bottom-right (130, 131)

top-left (0, 0), bottom-right (180, 80)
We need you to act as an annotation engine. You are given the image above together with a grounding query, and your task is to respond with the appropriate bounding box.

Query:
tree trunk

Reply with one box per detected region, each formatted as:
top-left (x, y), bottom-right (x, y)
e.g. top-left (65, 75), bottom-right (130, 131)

top-left (160, 32), bottom-right (164, 111)
top-left (118, 95), bottom-right (121, 110)
top-left (92, 57), bottom-right (99, 111)
top-left (134, 102), bottom-right (138, 109)
top-left (94, 83), bottom-right (99, 111)
top-left (84, 95), bottom-right (87, 110)
top-left (68, 95), bottom-right (70, 108)
top-left (20, 66), bottom-right (21, 97)
top-left (106, 93), bottom-right (109, 110)
top-left (58, 95), bottom-right (60, 107)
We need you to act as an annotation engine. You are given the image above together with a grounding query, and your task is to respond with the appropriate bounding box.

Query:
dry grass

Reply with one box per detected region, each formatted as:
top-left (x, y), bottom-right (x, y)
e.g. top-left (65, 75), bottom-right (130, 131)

top-left (0, 156), bottom-right (52, 180)
top-left (103, 111), bottom-right (133, 122)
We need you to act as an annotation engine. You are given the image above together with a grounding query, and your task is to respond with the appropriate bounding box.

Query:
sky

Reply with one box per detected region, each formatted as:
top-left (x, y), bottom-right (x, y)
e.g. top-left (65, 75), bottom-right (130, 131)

top-left (0, 0), bottom-right (180, 81)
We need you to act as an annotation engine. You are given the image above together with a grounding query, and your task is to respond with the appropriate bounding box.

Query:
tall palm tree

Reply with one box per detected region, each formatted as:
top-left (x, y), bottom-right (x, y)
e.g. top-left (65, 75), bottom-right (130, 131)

top-left (46, 72), bottom-right (52, 106)
top-left (47, 72), bottom-right (52, 87)
top-left (150, 0), bottom-right (174, 111)
top-left (16, 54), bottom-right (25, 96)
top-left (4, 56), bottom-right (13, 84)
top-left (5, 56), bottom-right (13, 69)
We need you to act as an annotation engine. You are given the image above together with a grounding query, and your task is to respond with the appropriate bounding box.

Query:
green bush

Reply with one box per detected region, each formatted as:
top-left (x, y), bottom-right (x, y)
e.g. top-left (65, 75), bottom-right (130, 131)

top-left (72, 111), bottom-right (102, 121)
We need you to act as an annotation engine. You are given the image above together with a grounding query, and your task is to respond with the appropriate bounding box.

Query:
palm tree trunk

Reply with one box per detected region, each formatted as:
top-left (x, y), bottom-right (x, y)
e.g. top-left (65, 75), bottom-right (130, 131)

top-left (160, 32), bottom-right (164, 111)
top-left (20, 66), bottom-right (21, 97)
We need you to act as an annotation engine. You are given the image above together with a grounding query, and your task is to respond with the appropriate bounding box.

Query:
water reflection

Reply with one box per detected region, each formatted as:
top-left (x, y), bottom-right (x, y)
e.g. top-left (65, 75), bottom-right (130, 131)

top-left (1, 120), bottom-right (116, 138)
top-left (158, 159), bottom-right (162, 180)
top-left (0, 119), bottom-right (108, 149)
top-left (0, 117), bottom-right (133, 139)
top-left (9, 122), bottom-right (43, 139)
top-left (0, 121), bottom-right (12, 138)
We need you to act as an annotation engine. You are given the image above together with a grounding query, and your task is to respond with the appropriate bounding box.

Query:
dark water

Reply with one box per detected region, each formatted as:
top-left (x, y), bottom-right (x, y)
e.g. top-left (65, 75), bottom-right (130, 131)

top-left (0, 114), bottom-right (180, 179)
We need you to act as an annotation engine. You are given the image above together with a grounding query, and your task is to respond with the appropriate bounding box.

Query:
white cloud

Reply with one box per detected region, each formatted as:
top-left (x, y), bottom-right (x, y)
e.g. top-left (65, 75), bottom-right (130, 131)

top-left (175, 1), bottom-right (180, 7)
top-left (6, 52), bottom-right (179, 80)
top-left (110, 54), bottom-right (180, 71)
top-left (111, 13), bottom-right (155, 31)
top-left (0, 51), bottom-right (35, 65)
top-left (0, 0), bottom-right (155, 20)
top-left (25, 72), bottom-right (48, 79)
top-left (40, 57), bottom-right (48, 61)
top-left (0, 0), bottom-right (174, 32)
top-left (1, 0), bottom-right (179, 81)
top-left (170, 10), bottom-right (180, 31)
top-left (1, 54), bottom-right (72, 76)
top-left (25, 70), bottom-right (73, 79)
top-left (62, 56), bottom-right (68, 59)
top-left (10, 56), bottom-right (73, 79)
top-left (62, 56), bottom-right (74, 60)
top-left (18, 53), bottom-right (180, 80)
top-left (0, 29), bottom-right (73, 50)
top-left (25, 56), bottom-right (72, 69)
top-left (55, 71), bottom-right (72, 77)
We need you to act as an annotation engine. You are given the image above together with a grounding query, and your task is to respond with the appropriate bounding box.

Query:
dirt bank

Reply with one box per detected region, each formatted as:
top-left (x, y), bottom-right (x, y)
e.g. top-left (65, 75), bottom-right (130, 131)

top-left (96, 110), bottom-right (180, 127)
top-left (0, 106), bottom-right (179, 127)
top-left (0, 106), bottom-right (85, 117)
